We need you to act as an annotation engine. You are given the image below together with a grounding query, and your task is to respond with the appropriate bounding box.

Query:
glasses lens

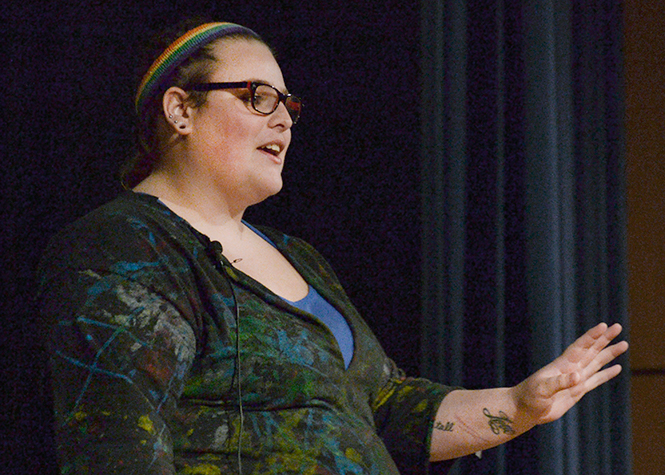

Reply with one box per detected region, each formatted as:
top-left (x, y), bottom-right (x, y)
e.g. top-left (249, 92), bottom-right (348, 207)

top-left (285, 97), bottom-right (302, 124)
top-left (252, 84), bottom-right (302, 124)
top-left (253, 85), bottom-right (279, 114)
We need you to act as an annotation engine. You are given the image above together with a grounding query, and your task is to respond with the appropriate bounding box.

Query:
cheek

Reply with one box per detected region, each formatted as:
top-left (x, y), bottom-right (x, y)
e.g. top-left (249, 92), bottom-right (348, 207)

top-left (223, 119), bottom-right (254, 142)
top-left (214, 110), bottom-right (259, 143)
top-left (193, 103), bottom-right (264, 157)
top-left (199, 119), bottom-right (247, 153)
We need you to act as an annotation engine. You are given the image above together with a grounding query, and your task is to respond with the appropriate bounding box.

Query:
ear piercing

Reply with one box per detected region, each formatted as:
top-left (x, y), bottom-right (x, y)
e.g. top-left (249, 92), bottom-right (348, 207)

top-left (168, 114), bottom-right (178, 124)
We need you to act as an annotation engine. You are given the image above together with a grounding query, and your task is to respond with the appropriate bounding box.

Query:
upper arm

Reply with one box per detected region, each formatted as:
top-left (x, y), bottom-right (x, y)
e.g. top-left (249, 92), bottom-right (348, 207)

top-left (43, 269), bottom-right (196, 474)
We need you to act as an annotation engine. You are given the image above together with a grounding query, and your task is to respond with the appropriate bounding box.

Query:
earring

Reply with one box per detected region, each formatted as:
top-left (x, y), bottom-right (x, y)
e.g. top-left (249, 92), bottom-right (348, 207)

top-left (168, 114), bottom-right (173, 119)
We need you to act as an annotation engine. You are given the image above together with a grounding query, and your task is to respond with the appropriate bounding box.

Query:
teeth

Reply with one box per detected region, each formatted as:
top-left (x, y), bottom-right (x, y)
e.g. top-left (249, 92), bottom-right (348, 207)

top-left (263, 144), bottom-right (281, 154)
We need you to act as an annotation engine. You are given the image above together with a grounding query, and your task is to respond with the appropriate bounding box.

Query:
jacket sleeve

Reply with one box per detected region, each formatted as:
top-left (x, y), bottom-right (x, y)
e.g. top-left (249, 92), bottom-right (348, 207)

top-left (40, 268), bottom-right (196, 474)
top-left (371, 357), bottom-right (460, 475)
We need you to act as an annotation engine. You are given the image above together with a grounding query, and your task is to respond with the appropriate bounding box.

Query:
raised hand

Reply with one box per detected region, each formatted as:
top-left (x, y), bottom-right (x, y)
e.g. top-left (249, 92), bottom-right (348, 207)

top-left (511, 323), bottom-right (628, 424)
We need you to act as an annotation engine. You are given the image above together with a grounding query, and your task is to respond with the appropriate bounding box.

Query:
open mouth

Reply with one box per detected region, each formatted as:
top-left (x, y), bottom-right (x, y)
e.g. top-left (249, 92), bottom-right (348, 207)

top-left (259, 144), bottom-right (282, 156)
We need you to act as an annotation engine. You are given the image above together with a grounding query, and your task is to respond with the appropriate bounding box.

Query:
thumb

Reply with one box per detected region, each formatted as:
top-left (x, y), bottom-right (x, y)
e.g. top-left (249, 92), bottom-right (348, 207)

top-left (563, 371), bottom-right (581, 389)
top-left (543, 372), bottom-right (580, 397)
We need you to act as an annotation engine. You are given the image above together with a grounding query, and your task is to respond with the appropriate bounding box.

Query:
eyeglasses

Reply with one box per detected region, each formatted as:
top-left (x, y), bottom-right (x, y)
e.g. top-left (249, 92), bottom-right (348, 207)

top-left (188, 81), bottom-right (302, 124)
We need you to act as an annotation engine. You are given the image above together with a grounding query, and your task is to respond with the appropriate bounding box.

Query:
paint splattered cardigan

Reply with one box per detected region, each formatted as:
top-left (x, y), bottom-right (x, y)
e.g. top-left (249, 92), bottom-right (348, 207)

top-left (38, 191), bottom-right (457, 475)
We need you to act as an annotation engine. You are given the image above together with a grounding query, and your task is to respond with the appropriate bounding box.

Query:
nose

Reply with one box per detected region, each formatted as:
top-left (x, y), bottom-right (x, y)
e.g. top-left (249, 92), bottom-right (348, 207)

top-left (269, 100), bottom-right (294, 129)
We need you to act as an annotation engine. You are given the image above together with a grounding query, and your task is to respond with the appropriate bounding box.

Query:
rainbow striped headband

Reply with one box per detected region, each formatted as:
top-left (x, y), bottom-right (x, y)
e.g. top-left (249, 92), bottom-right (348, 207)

top-left (134, 22), bottom-right (259, 115)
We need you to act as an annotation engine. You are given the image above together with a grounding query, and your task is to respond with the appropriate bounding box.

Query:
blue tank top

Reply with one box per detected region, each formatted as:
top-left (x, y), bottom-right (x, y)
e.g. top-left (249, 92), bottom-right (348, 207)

top-left (284, 286), bottom-right (354, 368)
top-left (246, 222), bottom-right (355, 368)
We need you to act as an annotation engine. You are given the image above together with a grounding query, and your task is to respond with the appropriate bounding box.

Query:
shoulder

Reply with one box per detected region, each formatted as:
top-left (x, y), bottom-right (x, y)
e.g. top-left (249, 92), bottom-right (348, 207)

top-left (39, 192), bottom-right (205, 283)
top-left (51, 191), bottom-right (189, 246)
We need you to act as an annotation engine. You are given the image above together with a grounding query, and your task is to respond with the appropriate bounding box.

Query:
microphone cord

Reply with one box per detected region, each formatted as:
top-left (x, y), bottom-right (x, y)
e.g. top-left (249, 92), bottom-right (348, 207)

top-left (208, 240), bottom-right (244, 474)
top-left (229, 279), bottom-right (244, 474)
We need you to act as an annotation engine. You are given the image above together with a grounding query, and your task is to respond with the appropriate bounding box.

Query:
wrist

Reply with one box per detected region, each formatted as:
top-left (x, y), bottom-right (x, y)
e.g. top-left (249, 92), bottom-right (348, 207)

top-left (508, 383), bottom-right (540, 430)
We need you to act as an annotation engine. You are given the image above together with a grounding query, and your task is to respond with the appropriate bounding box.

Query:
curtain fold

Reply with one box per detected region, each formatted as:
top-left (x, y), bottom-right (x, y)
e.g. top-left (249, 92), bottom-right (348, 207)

top-left (420, 1), bottom-right (631, 474)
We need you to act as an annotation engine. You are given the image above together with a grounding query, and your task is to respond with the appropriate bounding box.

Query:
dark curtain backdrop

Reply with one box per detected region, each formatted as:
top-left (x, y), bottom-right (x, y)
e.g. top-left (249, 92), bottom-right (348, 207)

top-left (420, 0), bottom-right (631, 474)
top-left (4, 0), bottom-right (630, 474)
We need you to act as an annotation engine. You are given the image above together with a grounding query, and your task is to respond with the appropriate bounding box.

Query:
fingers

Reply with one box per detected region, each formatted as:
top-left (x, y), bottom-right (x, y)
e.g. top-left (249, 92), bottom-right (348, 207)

top-left (582, 340), bottom-right (629, 378)
top-left (587, 322), bottom-right (610, 339)
top-left (564, 323), bottom-right (625, 366)
top-left (575, 363), bottom-right (623, 396)
top-left (578, 323), bottom-right (621, 348)
top-left (580, 324), bottom-right (627, 368)
top-left (547, 324), bottom-right (627, 396)
top-left (592, 323), bottom-right (624, 352)
top-left (570, 340), bottom-right (628, 397)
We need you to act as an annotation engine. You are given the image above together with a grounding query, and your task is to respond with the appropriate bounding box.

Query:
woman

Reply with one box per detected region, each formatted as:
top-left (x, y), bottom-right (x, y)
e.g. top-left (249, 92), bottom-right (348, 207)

top-left (38, 20), bottom-right (627, 474)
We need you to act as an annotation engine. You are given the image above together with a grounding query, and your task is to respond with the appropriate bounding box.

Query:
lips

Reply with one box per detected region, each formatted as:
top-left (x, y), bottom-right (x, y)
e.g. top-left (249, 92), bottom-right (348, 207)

top-left (259, 143), bottom-right (282, 156)
top-left (257, 141), bottom-right (287, 165)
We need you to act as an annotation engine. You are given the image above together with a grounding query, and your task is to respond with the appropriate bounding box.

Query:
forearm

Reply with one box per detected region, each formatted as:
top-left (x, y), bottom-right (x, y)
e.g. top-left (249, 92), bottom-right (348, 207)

top-left (429, 387), bottom-right (535, 461)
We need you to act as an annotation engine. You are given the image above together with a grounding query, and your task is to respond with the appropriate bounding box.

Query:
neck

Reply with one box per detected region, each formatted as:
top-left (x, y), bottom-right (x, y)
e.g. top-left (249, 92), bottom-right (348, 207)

top-left (134, 169), bottom-right (247, 240)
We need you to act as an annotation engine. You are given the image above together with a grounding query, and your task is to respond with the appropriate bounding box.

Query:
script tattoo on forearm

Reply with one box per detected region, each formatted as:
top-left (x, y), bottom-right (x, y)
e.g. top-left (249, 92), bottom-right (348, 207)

top-left (434, 421), bottom-right (455, 432)
top-left (483, 408), bottom-right (515, 435)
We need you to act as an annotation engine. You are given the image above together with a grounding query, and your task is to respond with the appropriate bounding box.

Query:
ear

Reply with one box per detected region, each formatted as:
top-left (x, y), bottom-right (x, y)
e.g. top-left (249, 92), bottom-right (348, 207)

top-left (162, 87), bottom-right (194, 135)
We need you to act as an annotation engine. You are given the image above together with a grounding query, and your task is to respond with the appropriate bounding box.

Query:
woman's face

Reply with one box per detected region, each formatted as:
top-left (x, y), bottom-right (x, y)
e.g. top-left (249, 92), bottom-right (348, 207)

top-left (186, 38), bottom-right (293, 207)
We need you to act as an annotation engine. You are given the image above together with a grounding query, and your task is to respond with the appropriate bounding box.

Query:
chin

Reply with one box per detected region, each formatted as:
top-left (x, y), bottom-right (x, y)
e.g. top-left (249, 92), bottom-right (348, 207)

top-left (267, 174), bottom-right (284, 193)
top-left (251, 179), bottom-right (283, 205)
top-left (266, 181), bottom-right (284, 198)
